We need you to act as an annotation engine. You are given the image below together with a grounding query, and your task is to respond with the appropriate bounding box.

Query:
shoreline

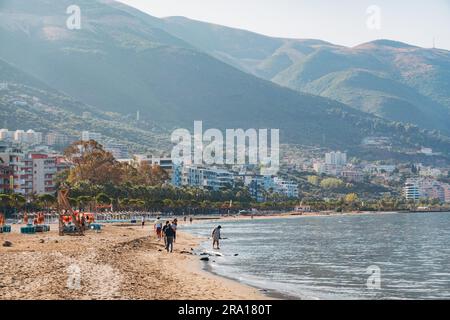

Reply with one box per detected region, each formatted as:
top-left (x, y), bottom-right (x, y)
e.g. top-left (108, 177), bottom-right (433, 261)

top-left (179, 210), bottom-right (450, 300)
top-left (0, 223), bottom-right (267, 300)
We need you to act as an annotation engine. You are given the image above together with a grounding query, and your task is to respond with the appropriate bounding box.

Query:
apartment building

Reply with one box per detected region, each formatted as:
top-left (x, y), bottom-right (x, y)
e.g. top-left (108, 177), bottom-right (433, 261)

top-left (0, 163), bottom-right (13, 193)
top-left (243, 174), bottom-right (299, 201)
top-left (404, 178), bottom-right (447, 202)
top-left (133, 155), bottom-right (174, 173)
top-left (172, 165), bottom-right (234, 191)
top-left (0, 129), bottom-right (42, 145)
top-left (0, 144), bottom-right (69, 195)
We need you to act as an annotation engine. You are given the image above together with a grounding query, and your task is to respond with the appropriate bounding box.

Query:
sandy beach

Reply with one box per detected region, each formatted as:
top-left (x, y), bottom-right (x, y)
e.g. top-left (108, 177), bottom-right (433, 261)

top-left (0, 222), bottom-right (267, 300)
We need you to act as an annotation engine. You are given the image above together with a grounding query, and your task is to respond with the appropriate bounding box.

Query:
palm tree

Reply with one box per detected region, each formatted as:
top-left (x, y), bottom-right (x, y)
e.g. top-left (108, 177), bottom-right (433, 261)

top-left (0, 194), bottom-right (11, 212)
top-left (10, 194), bottom-right (26, 211)
top-left (96, 193), bottom-right (111, 206)
top-left (38, 194), bottom-right (56, 213)
top-left (77, 195), bottom-right (93, 211)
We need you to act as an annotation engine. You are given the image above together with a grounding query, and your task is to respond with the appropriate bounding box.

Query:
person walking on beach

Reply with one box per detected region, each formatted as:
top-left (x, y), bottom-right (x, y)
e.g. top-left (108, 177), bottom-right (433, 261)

top-left (212, 225), bottom-right (222, 250)
top-left (162, 220), bottom-right (170, 246)
top-left (164, 222), bottom-right (175, 253)
top-left (154, 217), bottom-right (162, 240)
top-left (141, 216), bottom-right (145, 229)
top-left (189, 216), bottom-right (193, 224)
top-left (172, 219), bottom-right (178, 243)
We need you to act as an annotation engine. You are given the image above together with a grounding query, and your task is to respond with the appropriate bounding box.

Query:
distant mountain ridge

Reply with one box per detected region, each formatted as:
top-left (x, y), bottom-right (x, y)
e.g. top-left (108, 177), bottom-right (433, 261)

top-left (145, 16), bottom-right (450, 134)
top-left (0, 0), bottom-right (449, 157)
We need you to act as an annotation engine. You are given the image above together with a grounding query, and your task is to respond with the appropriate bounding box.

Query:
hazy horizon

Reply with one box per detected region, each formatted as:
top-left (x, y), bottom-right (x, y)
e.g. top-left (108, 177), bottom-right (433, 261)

top-left (118, 0), bottom-right (450, 50)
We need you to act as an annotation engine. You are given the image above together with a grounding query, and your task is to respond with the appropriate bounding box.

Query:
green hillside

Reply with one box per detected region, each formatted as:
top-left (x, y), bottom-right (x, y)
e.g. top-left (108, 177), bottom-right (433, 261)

top-left (0, 0), bottom-right (449, 157)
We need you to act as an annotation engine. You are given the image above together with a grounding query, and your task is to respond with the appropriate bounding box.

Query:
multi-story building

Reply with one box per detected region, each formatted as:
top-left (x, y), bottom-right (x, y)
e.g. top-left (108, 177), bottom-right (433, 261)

top-left (134, 155), bottom-right (173, 173)
top-left (404, 179), bottom-right (421, 201)
top-left (45, 132), bottom-right (74, 148)
top-left (444, 185), bottom-right (450, 203)
top-left (17, 157), bottom-right (33, 195)
top-left (404, 178), bottom-right (446, 202)
top-left (341, 169), bottom-right (364, 183)
top-left (0, 144), bottom-right (24, 194)
top-left (30, 154), bottom-right (58, 195)
top-left (313, 162), bottom-right (343, 176)
top-left (325, 151), bottom-right (347, 166)
top-left (172, 165), bottom-right (234, 191)
top-left (0, 162), bottom-right (13, 193)
top-left (0, 129), bottom-right (12, 141)
top-left (243, 174), bottom-right (298, 201)
top-left (363, 164), bottom-right (396, 174)
top-left (272, 177), bottom-right (299, 198)
top-left (0, 129), bottom-right (43, 145)
top-left (0, 143), bottom-right (69, 195)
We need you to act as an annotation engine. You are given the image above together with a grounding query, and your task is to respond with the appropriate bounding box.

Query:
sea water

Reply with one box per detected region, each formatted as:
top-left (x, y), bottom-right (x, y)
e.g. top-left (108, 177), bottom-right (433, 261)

top-left (181, 212), bottom-right (450, 299)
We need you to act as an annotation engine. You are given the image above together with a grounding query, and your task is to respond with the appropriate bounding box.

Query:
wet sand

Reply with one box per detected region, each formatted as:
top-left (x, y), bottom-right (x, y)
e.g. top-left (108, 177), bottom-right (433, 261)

top-left (0, 223), bottom-right (267, 300)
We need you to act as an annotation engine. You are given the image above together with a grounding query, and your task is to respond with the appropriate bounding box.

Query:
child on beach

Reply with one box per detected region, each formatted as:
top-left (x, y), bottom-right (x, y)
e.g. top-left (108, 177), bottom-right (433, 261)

top-left (212, 225), bottom-right (222, 250)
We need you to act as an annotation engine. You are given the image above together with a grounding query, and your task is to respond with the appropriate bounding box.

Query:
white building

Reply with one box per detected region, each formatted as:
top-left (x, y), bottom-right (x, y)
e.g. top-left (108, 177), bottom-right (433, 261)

top-left (172, 165), bottom-right (234, 191)
top-left (0, 129), bottom-right (10, 140)
top-left (313, 162), bottom-right (343, 176)
top-left (404, 178), bottom-right (446, 202)
top-left (31, 155), bottom-right (58, 195)
top-left (133, 155), bottom-right (173, 172)
top-left (272, 177), bottom-right (299, 198)
top-left (404, 179), bottom-right (421, 201)
top-left (0, 129), bottom-right (42, 145)
top-left (325, 151), bottom-right (347, 166)
top-left (243, 174), bottom-right (298, 201)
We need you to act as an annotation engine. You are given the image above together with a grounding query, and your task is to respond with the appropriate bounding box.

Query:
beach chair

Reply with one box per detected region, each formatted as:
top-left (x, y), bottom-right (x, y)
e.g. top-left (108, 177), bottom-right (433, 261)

top-left (35, 225), bottom-right (51, 233)
top-left (20, 225), bottom-right (36, 234)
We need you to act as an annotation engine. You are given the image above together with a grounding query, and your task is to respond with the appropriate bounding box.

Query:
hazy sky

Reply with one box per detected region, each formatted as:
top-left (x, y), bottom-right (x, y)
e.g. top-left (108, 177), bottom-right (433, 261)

top-left (118, 0), bottom-right (450, 50)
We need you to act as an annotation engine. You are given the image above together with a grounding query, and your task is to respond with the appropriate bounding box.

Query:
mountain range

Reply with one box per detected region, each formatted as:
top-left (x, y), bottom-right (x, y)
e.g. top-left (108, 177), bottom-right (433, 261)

top-left (1, 0), bottom-right (449, 157)
top-left (146, 15), bottom-right (450, 135)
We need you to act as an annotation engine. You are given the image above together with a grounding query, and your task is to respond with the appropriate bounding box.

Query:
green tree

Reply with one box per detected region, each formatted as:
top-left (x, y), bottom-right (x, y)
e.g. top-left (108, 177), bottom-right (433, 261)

top-left (38, 194), bottom-right (56, 212)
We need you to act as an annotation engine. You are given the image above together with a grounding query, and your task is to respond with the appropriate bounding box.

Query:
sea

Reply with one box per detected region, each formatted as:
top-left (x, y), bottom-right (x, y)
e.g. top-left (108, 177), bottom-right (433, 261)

top-left (181, 212), bottom-right (450, 300)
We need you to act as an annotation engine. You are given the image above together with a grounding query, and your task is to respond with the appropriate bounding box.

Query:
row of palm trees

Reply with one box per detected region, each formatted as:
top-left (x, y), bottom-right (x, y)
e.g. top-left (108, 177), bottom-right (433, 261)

top-left (2, 189), bottom-right (444, 217)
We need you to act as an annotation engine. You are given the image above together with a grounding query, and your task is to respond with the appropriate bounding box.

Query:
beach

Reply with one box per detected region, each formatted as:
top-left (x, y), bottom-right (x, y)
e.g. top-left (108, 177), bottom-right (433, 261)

top-left (0, 222), bottom-right (267, 300)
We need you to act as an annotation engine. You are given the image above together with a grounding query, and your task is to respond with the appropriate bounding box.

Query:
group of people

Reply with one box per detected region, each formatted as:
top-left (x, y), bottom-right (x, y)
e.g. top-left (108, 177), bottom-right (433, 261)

top-left (144, 216), bottom-right (223, 252)
top-left (153, 217), bottom-right (178, 252)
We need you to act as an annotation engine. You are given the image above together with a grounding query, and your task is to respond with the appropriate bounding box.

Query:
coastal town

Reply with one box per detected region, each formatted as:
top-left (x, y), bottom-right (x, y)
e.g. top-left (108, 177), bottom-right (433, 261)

top-left (1, 128), bottom-right (450, 213)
